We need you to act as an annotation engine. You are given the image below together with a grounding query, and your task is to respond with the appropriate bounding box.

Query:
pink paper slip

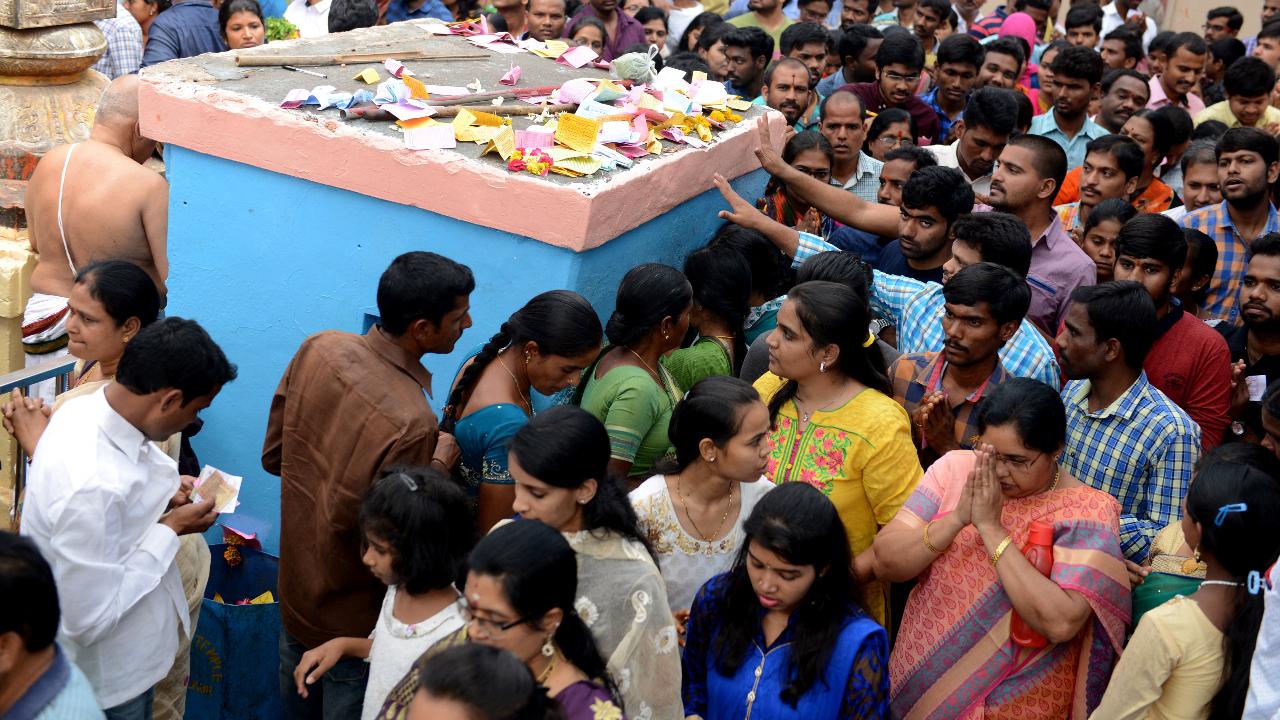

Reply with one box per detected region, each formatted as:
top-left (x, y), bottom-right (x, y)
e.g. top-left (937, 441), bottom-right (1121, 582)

top-left (556, 45), bottom-right (598, 68)
top-left (405, 125), bottom-right (457, 150)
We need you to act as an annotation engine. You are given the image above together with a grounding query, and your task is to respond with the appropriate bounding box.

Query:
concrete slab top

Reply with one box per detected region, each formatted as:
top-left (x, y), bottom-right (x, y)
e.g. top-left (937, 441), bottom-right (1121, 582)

top-left (138, 21), bottom-right (782, 251)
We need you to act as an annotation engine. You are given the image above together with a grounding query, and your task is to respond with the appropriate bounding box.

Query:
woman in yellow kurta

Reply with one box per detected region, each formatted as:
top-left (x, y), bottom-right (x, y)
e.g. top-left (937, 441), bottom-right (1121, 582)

top-left (752, 280), bottom-right (923, 625)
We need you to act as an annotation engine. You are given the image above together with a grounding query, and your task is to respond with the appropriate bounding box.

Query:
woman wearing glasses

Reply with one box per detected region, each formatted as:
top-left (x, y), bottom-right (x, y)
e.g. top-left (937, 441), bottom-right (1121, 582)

top-left (864, 108), bottom-right (917, 163)
top-left (871, 378), bottom-right (1130, 719)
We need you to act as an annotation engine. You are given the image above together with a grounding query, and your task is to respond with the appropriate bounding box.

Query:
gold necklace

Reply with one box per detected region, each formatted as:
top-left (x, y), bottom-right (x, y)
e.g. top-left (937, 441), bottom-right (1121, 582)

top-left (1044, 464), bottom-right (1060, 493)
top-left (499, 353), bottom-right (532, 414)
top-left (536, 649), bottom-right (558, 684)
top-left (676, 473), bottom-right (735, 542)
top-left (625, 346), bottom-right (667, 390)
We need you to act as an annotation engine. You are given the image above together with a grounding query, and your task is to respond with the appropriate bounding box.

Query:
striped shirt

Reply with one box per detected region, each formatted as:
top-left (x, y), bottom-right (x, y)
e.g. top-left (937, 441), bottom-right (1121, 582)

top-left (1061, 374), bottom-right (1200, 562)
top-left (92, 3), bottom-right (143, 79)
top-left (796, 231), bottom-right (1062, 388)
top-left (1182, 200), bottom-right (1280, 324)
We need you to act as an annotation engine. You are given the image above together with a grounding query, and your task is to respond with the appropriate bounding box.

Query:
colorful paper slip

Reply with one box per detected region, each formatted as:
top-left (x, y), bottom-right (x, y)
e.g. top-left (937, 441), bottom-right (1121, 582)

top-left (499, 65), bottom-right (522, 86)
top-left (403, 75), bottom-right (430, 100)
top-left (383, 101), bottom-right (436, 121)
top-left (554, 113), bottom-right (600, 153)
top-left (515, 128), bottom-right (555, 148)
top-left (405, 124), bottom-right (457, 150)
top-left (353, 68), bottom-right (381, 84)
top-left (481, 125), bottom-right (517, 160)
top-left (556, 45), bottom-right (598, 68)
top-left (384, 59), bottom-right (409, 78)
top-left (280, 88), bottom-right (308, 109)
top-left (425, 84), bottom-right (471, 96)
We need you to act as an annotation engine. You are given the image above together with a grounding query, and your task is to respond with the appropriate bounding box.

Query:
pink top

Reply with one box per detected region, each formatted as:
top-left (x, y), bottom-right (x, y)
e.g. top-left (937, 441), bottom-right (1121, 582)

top-left (1147, 75), bottom-right (1206, 115)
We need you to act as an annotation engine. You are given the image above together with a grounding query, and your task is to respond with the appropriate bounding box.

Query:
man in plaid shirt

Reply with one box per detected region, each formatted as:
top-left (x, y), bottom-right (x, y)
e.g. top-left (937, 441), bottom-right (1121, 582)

top-left (1057, 282), bottom-right (1200, 565)
top-left (1182, 127), bottom-right (1280, 324)
top-left (93, 2), bottom-right (143, 79)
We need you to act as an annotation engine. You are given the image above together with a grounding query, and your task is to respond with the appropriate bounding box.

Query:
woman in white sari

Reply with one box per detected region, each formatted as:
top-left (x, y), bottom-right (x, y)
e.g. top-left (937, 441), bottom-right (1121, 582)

top-left (507, 405), bottom-right (684, 720)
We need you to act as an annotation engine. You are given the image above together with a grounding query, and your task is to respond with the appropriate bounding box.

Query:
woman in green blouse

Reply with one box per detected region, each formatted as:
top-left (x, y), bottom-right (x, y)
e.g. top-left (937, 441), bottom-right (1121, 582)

top-left (663, 246), bottom-right (752, 392)
top-left (577, 264), bottom-right (692, 484)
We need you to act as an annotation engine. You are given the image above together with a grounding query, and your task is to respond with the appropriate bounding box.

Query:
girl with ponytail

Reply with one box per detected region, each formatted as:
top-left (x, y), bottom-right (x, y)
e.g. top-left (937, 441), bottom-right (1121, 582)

top-left (662, 246), bottom-right (752, 390)
top-left (461, 520), bottom-right (622, 720)
top-left (629, 376), bottom-right (774, 616)
top-left (508, 406), bottom-right (685, 720)
top-left (442, 290), bottom-right (602, 532)
top-left (752, 280), bottom-right (922, 626)
top-left (1093, 443), bottom-right (1280, 720)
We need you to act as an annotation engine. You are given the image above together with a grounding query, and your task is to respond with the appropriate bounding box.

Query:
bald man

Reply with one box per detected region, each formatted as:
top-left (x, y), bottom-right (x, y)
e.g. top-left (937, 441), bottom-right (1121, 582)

top-left (22, 75), bottom-right (167, 375)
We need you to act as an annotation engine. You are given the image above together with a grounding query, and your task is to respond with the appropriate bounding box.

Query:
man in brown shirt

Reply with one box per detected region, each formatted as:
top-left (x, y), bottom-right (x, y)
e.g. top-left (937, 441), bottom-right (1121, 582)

top-left (263, 251), bottom-right (474, 720)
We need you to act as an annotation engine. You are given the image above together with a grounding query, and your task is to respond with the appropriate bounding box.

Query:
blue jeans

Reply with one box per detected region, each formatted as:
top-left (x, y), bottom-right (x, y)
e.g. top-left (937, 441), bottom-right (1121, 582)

top-left (278, 630), bottom-right (369, 720)
top-left (104, 687), bottom-right (154, 720)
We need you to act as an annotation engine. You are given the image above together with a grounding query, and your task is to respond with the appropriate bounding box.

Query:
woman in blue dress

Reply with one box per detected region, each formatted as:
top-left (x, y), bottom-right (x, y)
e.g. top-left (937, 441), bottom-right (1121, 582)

top-left (681, 482), bottom-right (889, 719)
top-left (442, 290), bottom-right (602, 532)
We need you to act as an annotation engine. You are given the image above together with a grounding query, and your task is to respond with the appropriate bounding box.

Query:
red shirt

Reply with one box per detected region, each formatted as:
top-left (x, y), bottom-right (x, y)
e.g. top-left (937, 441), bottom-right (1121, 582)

top-left (1143, 306), bottom-right (1232, 451)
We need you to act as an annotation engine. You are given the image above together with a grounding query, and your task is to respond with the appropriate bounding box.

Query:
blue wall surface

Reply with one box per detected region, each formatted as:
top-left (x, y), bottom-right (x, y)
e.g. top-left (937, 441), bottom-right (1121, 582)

top-left (163, 145), bottom-right (769, 554)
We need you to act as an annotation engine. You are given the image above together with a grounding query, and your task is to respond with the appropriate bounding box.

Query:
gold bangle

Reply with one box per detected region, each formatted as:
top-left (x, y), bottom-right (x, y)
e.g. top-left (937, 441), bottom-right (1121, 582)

top-left (922, 520), bottom-right (944, 553)
top-left (990, 535), bottom-right (1014, 568)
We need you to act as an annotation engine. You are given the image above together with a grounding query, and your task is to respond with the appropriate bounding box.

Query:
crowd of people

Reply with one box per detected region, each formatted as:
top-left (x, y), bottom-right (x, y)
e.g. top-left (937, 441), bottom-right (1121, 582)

top-left (14, 0), bottom-right (1280, 718)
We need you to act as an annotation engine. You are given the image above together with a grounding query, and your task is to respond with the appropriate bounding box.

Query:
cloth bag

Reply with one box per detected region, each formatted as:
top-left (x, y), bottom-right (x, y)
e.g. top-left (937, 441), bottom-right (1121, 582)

top-left (185, 544), bottom-right (284, 720)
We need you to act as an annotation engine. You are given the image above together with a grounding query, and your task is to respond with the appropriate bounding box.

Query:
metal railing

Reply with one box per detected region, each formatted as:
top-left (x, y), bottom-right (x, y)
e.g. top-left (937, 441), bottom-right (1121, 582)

top-left (1, 355), bottom-right (78, 525)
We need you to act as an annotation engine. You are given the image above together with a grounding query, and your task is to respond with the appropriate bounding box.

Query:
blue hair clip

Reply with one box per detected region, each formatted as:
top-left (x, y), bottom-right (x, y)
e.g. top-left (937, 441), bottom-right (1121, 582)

top-left (1214, 502), bottom-right (1248, 526)
top-left (1249, 570), bottom-right (1266, 596)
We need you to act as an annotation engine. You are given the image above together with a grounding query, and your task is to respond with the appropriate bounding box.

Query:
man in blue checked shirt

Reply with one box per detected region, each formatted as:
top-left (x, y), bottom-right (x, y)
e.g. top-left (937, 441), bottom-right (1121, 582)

top-left (1057, 282), bottom-right (1200, 569)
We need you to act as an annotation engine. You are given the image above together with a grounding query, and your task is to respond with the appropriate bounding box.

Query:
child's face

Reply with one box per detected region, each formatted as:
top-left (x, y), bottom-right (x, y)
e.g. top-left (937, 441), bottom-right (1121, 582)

top-left (362, 533), bottom-right (397, 585)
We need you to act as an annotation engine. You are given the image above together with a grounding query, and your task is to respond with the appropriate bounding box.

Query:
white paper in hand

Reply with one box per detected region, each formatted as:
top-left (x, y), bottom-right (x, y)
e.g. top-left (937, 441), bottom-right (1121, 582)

top-left (194, 466), bottom-right (243, 514)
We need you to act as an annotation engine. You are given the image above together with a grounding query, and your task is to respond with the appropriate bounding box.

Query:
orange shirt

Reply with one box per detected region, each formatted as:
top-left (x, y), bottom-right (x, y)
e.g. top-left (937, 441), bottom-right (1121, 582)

top-left (1053, 165), bottom-right (1178, 213)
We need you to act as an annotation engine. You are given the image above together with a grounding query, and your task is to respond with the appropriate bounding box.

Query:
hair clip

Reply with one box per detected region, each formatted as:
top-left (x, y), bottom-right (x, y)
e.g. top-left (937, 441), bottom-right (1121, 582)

top-left (862, 332), bottom-right (876, 348)
top-left (1248, 570), bottom-right (1267, 595)
top-left (1214, 502), bottom-right (1248, 526)
top-left (398, 472), bottom-right (419, 492)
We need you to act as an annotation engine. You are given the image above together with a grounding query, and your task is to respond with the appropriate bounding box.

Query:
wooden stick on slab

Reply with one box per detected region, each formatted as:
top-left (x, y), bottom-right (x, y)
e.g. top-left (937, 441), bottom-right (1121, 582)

top-left (236, 50), bottom-right (488, 67)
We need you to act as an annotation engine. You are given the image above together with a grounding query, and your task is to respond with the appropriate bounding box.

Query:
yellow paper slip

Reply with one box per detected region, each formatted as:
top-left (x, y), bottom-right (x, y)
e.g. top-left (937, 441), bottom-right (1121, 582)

top-left (458, 125), bottom-right (505, 143)
top-left (353, 68), bottom-right (381, 84)
top-left (545, 146), bottom-right (591, 162)
top-left (482, 126), bottom-right (516, 160)
top-left (554, 113), bottom-right (600, 153)
top-left (553, 155), bottom-right (602, 175)
top-left (726, 98), bottom-right (753, 111)
top-left (397, 117), bottom-right (439, 129)
top-left (531, 39), bottom-right (570, 58)
top-left (403, 75), bottom-right (430, 100)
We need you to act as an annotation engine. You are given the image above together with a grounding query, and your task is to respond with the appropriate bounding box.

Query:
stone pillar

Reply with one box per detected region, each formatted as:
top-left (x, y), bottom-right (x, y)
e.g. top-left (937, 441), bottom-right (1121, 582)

top-left (0, 236), bottom-right (33, 529)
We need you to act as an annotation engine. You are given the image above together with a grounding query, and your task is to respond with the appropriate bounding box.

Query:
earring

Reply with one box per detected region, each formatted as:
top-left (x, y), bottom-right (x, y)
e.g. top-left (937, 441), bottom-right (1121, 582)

top-left (663, 331), bottom-right (669, 340)
top-left (708, 456), bottom-right (716, 463)
top-left (524, 352), bottom-right (531, 366)
top-left (819, 361), bottom-right (827, 373)
top-left (1182, 548), bottom-right (1203, 575)
top-left (541, 636), bottom-right (556, 657)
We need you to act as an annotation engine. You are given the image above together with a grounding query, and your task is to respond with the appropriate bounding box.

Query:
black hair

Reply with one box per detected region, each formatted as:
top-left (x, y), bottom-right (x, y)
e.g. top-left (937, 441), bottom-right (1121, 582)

top-left (603, 263), bottom-right (691, 347)
top-left (1209, 37), bottom-right (1247, 69)
top-left (962, 86), bottom-right (1019, 136)
top-left (1039, 39), bottom-right (1071, 67)
top-left (917, 0), bottom-right (951, 25)
top-left (1086, 134), bottom-right (1145, 180)
top-left (1180, 138), bottom-right (1217, 173)
top-left (508, 406), bottom-right (651, 552)
top-left (419, 645), bottom-right (566, 720)
top-left (837, 23), bottom-right (882, 62)
top-left (780, 21), bottom-right (832, 56)
top-left (74, 260), bottom-right (161, 330)
top-left (1155, 104), bottom-right (1194, 147)
top-left (1183, 444), bottom-right (1280, 720)
top-left (874, 31), bottom-right (925, 72)
top-left (1225, 56), bottom-right (1277, 98)
top-left (819, 89), bottom-right (865, 120)
top-left (763, 57), bottom-right (812, 87)
top-left (797, 0), bottom-right (831, 8)
top-left (1265, 378), bottom-right (1280, 423)
top-left (723, 26), bottom-right (774, 61)
top-left (1083, 197), bottom-right (1138, 235)
top-left (901, 165), bottom-right (975, 225)
top-left (377, 252), bottom-right (475, 336)
top-left (1260, 17), bottom-right (1280, 42)
top-left (441, 290), bottom-right (601, 433)
top-left (468, 520), bottom-right (621, 709)
top-left (710, 224), bottom-right (794, 301)
top-left (116, 317), bottom-right (237, 404)
top-left (865, 107), bottom-right (916, 152)
top-left (1216, 126), bottom-right (1280, 167)
top-left (1128, 108), bottom-right (1177, 166)
top-left (684, 247), bottom-right (752, 374)
top-left (326, 0), bottom-right (377, 32)
top-left (1103, 25), bottom-right (1143, 64)
top-left (1182, 228), bottom-right (1218, 306)
top-left (1064, 3), bottom-right (1101, 32)
top-left (1192, 121), bottom-right (1229, 143)
top-left (1116, 213), bottom-right (1187, 272)
top-left (796, 249), bottom-right (873, 293)
top-left (984, 37), bottom-right (1026, 72)
top-left (975, 377), bottom-right (1066, 454)
top-left (695, 20), bottom-right (734, 54)
top-left (1050, 44), bottom-right (1105, 84)
top-left (1148, 29), bottom-right (1177, 56)
top-left (883, 144), bottom-right (938, 169)
top-left (1013, 90), bottom-right (1033, 133)
top-left (714, 483), bottom-right (858, 706)
top-left (571, 15), bottom-right (609, 43)
top-left (1006, 134), bottom-right (1069, 189)
top-left (1166, 31), bottom-right (1208, 59)
top-left (942, 262), bottom-right (1030, 328)
top-left (665, 51), bottom-right (710, 77)
top-left (633, 5), bottom-right (666, 26)
top-left (679, 11), bottom-right (723, 51)
top-left (361, 467), bottom-right (473, 593)
top-left (1251, 231), bottom-right (1280, 259)
top-left (951, 212), bottom-right (1032, 278)
top-left (935, 32), bottom-right (983, 69)
top-left (0, 532), bottom-right (59, 652)
top-left (1068, 281), bottom-right (1158, 369)
top-left (1101, 68), bottom-right (1149, 95)
top-left (765, 281), bottom-right (891, 424)
top-left (219, 0), bottom-right (262, 34)
top-left (1207, 5), bottom-right (1244, 31)
top-left (1016, 0), bottom-right (1051, 11)
top-left (666, 376), bottom-right (762, 471)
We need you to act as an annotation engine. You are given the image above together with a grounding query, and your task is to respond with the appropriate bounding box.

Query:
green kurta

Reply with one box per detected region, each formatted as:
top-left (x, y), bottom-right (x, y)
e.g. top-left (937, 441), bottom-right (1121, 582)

top-left (661, 336), bottom-right (733, 393)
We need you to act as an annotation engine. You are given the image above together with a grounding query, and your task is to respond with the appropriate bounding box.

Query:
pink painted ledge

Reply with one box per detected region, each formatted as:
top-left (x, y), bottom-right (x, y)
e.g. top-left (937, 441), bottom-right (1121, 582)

top-left (138, 65), bottom-right (785, 253)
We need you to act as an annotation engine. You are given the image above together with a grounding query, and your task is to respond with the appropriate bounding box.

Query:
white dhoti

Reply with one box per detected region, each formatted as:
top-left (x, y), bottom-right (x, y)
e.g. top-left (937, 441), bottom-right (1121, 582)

top-left (22, 292), bottom-right (71, 403)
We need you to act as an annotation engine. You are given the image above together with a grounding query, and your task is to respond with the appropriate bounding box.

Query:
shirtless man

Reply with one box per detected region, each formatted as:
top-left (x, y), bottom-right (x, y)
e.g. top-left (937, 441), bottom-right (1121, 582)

top-left (22, 74), bottom-right (167, 370)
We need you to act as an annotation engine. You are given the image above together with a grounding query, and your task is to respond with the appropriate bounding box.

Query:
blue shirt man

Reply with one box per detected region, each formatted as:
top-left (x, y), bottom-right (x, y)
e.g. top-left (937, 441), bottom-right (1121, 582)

top-left (383, 0), bottom-right (452, 23)
top-left (140, 0), bottom-right (225, 67)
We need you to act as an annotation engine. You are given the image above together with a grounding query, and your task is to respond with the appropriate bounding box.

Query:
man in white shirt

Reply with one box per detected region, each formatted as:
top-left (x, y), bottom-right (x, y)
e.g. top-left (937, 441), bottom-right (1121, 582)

top-left (21, 317), bottom-right (235, 718)
top-left (927, 86), bottom-right (1018, 196)
top-left (284, 0), bottom-right (332, 37)
top-left (1101, 0), bottom-right (1156, 53)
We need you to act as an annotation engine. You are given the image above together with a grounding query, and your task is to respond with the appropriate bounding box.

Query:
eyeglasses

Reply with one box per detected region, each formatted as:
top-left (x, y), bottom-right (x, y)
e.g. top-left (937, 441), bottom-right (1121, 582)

top-left (970, 436), bottom-right (1043, 472)
top-left (460, 601), bottom-right (528, 635)
top-left (875, 135), bottom-right (913, 148)
top-left (792, 165), bottom-right (831, 181)
top-left (884, 71), bottom-right (921, 85)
